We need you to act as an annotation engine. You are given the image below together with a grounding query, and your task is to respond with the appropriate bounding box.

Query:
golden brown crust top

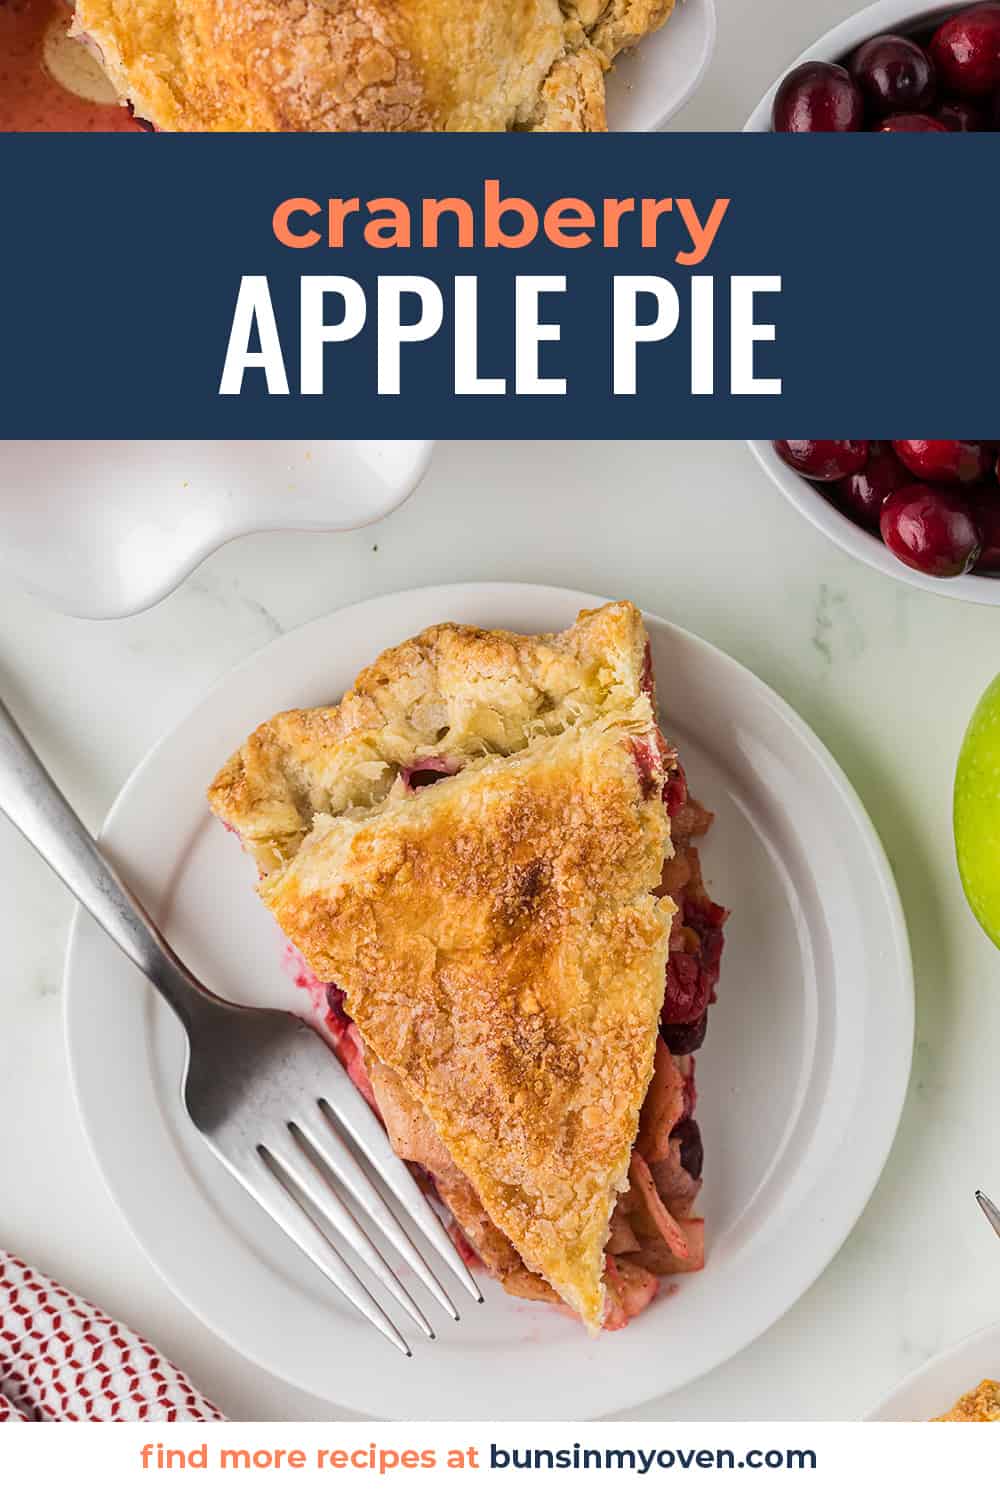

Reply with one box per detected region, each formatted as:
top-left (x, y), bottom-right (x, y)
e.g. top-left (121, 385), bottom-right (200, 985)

top-left (72, 0), bottom-right (674, 131)
top-left (934, 1379), bottom-right (1000, 1422)
top-left (208, 602), bottom-right (649, 874)
top-left (264, 718), bottom-right (672, 1328)
top-left (208, 601), bottom-right (672, 1327)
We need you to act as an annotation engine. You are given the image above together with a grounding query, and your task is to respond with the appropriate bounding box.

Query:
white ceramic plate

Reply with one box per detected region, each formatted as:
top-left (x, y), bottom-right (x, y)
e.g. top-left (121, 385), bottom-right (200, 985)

top-left (607, 0), bottom-right (716, 131)
top-left (868, 1321), bottom-right (1000, 1420)
top-left (0, 440), bottom-right (434, 619)
top-left (65, 582), bottom-right (913, 1419)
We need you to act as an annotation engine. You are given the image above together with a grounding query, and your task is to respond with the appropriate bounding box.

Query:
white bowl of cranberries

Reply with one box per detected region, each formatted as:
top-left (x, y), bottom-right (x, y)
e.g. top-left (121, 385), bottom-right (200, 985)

top-left (744, 2), bottom-right (1000, 133)
top-left (749, 439), bottom-right (1000, 602)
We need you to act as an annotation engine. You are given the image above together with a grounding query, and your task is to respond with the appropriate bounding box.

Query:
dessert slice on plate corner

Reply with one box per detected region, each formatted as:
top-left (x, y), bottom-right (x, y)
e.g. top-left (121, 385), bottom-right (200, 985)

top-left (935, 1380), bottom-right (1000, 1422)
top-left (208, 602), bottom-right (725, 1331)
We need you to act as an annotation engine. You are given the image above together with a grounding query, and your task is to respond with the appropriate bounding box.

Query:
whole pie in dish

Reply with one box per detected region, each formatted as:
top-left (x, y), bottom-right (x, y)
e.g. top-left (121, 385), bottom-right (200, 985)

top-left (71, 0), bottom-right (674, 131)
top-left (208, 602), bottom-right (725, 1330)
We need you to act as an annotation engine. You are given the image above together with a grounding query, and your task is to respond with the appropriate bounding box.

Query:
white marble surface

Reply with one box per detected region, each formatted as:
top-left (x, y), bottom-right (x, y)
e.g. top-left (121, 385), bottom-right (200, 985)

top-left (2, 438), bottom-right (1000, 1421)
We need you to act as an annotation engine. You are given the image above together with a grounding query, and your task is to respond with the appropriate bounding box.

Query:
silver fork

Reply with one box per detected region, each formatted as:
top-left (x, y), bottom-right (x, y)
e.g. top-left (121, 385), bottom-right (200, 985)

top-left (0, 697), bottom-right (481, 1356)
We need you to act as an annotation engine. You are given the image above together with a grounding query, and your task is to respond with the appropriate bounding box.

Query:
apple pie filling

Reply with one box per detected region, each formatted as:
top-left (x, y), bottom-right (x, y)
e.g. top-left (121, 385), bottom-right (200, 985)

top-left (283, 732), bottom-right (725, 1330)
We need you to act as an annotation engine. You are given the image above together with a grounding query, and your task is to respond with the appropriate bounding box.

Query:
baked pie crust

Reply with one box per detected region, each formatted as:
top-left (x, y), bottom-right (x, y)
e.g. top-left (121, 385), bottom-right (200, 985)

top-left (934, 1380), bottom-right (1000, 1422)
top-left (210, 603), bottom-right (674, 1328)
top-left (72, 0), bottom-right (675, 132)
top-left (210, 600), bottom-right (656, 873)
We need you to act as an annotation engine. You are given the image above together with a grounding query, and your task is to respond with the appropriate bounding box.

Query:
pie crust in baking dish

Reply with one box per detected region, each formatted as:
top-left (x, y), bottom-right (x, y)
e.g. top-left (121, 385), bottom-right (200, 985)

top-left (72, 0), bottom-right (675, 131)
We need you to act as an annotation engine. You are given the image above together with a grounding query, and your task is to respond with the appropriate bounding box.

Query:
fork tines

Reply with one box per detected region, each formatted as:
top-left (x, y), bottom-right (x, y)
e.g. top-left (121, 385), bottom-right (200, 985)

top-left (226, 1056), bottom-right (481, 1357)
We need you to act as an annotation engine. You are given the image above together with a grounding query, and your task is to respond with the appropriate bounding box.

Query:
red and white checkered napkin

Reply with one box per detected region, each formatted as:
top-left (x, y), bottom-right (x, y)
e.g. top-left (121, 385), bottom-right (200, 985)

top-left (0, 1249), bottom-right (224, 1422)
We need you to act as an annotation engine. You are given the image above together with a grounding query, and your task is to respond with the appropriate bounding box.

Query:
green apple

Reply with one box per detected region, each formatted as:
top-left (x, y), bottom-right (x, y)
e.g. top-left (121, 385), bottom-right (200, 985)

top-left (955, 671), bottom-right (1000, 947)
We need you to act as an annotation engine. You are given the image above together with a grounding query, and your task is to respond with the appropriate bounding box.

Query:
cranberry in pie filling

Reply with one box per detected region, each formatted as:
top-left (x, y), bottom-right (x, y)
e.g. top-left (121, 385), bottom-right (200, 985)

top-left (210, 605), bottom-right (726, 1330)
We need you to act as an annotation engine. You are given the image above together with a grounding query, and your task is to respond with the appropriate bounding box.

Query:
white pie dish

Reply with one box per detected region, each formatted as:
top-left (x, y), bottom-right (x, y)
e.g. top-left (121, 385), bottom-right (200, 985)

top-left (743, 3), bottom-right (960, 132)
top-left (0, 440), bottom-right (434, 619)
top-left (867, 1320), bottom-right (1000, 1420)
top-left (64, 581), bottom-right (914, 1418)
top-left (607, 0), bottom-right (716, 130)
top-left (747, 440), bottom-right (1000, 605)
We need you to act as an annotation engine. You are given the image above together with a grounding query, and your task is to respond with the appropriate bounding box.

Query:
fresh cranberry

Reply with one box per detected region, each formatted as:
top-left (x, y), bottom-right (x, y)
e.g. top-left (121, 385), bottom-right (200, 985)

top-left (937, 97), bottom-right (989, 127)
top-left (851, 34), bottom-right (936, 115)
top-left (880, 485), bottom-right (982, 576)
top-left (660, 1012), bottom-right (708, 1056)
top-left (772, 61), bottom-right (865, 131)
top-left (670, 1118), bottom-right (704, 1180)
top-left (970, 489), bottom-right (1000, 570)
top-left (774, 439), bottom-right (869, 482)
top-left (878, 111), bottom-right (949, 129)
top-left (893, 439), bottom-right (992, 484)
top-left (836, 441), bottom-right (911, 529)
top-left (930, 4), bottom-right (1000, 97)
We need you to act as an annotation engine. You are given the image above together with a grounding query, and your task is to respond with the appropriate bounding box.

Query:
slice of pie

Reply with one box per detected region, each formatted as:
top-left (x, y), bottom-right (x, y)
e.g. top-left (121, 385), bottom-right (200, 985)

top-left (209, 603), bottom-right (725, 1330)
top-left (72, 0), bottom-right (674, 132)
top-left (934, 1380), bottom-right (1000, 1422)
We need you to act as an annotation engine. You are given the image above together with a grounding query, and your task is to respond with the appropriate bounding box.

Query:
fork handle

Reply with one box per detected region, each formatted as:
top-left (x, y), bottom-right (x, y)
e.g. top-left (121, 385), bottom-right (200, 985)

top-left (0, 695), bottom-right (206, 1032)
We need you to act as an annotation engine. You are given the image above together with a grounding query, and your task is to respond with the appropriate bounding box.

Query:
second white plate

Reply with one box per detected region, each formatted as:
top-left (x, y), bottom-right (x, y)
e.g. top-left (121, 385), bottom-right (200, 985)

top-left (65, 582), bottom-right (913, 1418)
top-left (869, 1321), bottom-right (1000, 1421)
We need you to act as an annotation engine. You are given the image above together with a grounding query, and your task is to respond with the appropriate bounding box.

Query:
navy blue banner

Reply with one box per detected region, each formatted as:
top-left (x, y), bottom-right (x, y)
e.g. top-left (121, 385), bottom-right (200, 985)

top-left (0, 132), bottom-right (997, 438)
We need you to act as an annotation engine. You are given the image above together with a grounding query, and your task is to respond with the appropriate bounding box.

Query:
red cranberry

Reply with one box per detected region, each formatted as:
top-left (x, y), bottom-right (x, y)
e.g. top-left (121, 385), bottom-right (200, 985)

top-left (878, 111), bottom-right (949, 129)
top-left (772, 61), bottom-right (865, 131)
top-left (851, 34), bottom-right (936, 115)
top-left (970, 490), bottom-right (1000, 571)
top-left (660, 1013), bottom-right (708, 1055)
top-left (930, 3), bottom-right (1000, 98)
top-left (936, 98), bottom-right (988, 127)
top-left (836, 442), bottom-right (911, 529)
top-left (880, 485), bottom-right (982, 576)
top-left (774, 439), bottom-right (868, 482)
top-left (670, 1118), bottom-right (704, 1180)
top-left (893, 439), bottom-right (992, 484)
top-left (325, 984), bottom-right (350, 1026)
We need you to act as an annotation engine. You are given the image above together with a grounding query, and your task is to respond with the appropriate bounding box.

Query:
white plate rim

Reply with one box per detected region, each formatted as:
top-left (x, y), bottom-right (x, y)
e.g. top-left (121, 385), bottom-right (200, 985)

top-left (866, 1318), bottom-right (1000, 1421)
top-left (606, 0), bottom-right (717, 132)
top-left (64, 581), bottom-right (915, 1417)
